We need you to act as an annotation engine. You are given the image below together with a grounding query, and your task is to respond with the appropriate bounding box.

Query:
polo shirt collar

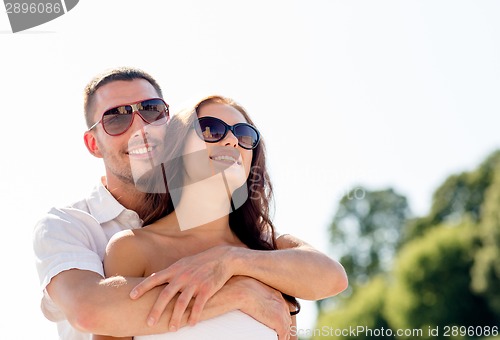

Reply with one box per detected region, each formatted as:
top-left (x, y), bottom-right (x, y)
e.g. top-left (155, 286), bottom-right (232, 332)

top-left (86, 178), bottom-right (129, 224)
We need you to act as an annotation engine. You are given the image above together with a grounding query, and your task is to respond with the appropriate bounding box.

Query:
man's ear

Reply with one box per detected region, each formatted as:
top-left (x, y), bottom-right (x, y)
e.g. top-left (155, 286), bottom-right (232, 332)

top-left (84, 131), bottom-right (103, 158)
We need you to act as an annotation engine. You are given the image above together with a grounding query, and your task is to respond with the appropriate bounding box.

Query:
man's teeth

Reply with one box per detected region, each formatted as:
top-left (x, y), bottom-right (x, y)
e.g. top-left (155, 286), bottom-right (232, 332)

top-left (211, 155), bottom-right (237, 163)
top-left (129, 146), bottom-right (153, 155)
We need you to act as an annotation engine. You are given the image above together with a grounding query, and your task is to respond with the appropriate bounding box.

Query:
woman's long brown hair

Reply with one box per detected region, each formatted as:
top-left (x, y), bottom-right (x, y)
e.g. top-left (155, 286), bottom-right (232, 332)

top-left (141, 95), bottom-right (299, 312)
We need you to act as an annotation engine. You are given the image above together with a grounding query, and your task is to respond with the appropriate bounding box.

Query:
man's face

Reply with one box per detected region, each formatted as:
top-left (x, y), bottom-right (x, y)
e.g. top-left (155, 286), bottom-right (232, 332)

top-left (88, 79), bottom-right (167, 188)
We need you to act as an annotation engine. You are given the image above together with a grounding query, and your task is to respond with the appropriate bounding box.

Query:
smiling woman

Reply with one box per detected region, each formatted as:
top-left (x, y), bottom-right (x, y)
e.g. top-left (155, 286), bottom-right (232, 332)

top-left (92, 95), bottom-right (310, 340)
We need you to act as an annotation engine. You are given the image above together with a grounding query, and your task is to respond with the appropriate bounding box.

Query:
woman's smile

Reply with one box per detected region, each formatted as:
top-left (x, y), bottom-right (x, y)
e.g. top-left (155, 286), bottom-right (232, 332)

top-left (209, 148), bottom-right (242, 165)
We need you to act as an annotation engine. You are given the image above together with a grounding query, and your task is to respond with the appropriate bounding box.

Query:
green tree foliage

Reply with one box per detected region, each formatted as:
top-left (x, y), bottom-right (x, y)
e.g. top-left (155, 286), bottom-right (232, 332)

top-left (314, 276), bottom-right (393, 340)
top-left (385, 223), bottom-right (496, 336)
top-left (404, 151), bottom-right (500, 242)
top-left (329, 187), bottom-right (410, 285)
top-left (318, 150), bottom-right (500, 340)
top-left (472, 165), bottom-right (500, 318)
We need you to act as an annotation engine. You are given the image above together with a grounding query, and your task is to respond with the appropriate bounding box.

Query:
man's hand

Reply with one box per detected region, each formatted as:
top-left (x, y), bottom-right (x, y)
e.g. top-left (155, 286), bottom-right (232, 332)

top-left (228, 276), bottom-right (292, 340)
top-left (130, 246), bottom-right (234, 329)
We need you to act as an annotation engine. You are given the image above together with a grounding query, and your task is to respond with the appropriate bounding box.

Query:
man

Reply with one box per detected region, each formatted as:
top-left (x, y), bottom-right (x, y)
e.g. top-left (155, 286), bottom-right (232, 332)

top-left (33, 67), bottom-right (348, 339)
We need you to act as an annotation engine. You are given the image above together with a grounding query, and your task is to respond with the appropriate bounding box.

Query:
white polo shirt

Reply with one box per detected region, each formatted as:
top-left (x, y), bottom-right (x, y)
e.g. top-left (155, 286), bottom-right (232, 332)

top-left (33, 178), bottom-right (143, 340)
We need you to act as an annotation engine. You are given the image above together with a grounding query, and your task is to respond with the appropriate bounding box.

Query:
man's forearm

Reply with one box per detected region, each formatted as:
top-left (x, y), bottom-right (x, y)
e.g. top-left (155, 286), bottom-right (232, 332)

top-left (47, 270), bottom-right (175, 336)
top-left (84, 276), bottom-right (173, 336)
top-left (48, 269), bottom-right (245, 337)
top-left (228, 238), bottom-right (348, 300)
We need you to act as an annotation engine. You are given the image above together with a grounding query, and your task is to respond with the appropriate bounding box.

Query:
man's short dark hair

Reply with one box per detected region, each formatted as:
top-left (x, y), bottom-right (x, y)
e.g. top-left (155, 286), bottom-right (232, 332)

top-left (83, 67), bottom-right (163, 128)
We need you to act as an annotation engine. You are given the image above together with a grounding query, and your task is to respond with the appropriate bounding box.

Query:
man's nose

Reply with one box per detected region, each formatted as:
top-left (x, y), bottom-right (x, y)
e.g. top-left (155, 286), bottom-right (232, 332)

top-left (129, 111), bottom-right (151, 137)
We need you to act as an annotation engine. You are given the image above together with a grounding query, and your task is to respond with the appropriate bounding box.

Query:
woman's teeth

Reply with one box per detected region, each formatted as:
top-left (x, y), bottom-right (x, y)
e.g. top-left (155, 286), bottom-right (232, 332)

top-left (129, 146), bottom-right (152, 155)
top-left (211, 155), bottom-right (239, 164)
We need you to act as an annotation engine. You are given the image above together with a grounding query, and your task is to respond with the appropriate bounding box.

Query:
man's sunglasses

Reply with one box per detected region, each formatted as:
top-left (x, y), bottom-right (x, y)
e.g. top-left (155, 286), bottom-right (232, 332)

top-left (195, 116), bottom-right (260, 150)
top-left (88, 98), bottom-right (169, 136)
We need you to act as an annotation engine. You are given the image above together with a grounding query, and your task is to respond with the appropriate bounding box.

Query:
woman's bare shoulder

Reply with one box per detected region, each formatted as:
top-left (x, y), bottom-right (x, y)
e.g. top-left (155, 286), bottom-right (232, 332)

top-left (107, 228), bottom-right (145, 250)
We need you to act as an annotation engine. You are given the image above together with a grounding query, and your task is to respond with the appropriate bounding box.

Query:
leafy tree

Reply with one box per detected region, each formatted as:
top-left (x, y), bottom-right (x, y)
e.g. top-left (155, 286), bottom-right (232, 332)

top-left (403, 150), bottom-right (500, 242)
top-left (471, 166), bottom-right (500, 320)
top-left (314, 276), bottom-right (393, 340)
top-left (385, 222), bottom-right (496, 336)
top-left (318, 151), bottom-right (500, 340)
top-left (329, 187), bottom-right (410, 285)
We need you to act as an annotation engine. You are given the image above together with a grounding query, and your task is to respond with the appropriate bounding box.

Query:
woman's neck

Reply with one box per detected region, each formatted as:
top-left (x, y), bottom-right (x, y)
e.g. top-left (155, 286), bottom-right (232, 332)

top-left (172, 173), bottom-right (234, 233)
top-left (167, 212), bottom-right (241, 246)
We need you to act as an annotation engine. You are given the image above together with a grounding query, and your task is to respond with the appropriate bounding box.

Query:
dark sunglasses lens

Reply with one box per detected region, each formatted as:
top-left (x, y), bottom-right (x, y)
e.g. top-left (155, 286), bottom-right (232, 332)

top-left (101, 100), bottom-right (168, 135)
top-left (102, 106), bottom-right (133, 135)
top-left (234, 125), bottom-right (259, 149)
top-left (198, 118), bottom-right (227, 142)
top-left (139, 99), bottom-right (169, 125)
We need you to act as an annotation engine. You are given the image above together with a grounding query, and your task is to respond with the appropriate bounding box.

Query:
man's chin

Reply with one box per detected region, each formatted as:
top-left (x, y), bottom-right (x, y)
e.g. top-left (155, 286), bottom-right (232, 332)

top-left (132, 165), bottom-right (168, 194)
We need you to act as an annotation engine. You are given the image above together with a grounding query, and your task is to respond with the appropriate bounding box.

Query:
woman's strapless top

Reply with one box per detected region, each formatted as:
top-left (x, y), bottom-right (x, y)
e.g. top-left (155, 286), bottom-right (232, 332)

top-left (134, 310), bottom-right (276, 340)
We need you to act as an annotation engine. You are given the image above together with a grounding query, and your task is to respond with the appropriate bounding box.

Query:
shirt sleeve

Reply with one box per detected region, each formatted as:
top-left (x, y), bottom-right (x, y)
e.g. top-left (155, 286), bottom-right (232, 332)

top-left (33, 207), bottom-right (108, 291)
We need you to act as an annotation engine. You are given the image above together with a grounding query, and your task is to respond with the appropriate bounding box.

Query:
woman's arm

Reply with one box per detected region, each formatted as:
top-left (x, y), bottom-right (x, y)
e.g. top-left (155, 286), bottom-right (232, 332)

top-left (129, 233), bottom-right (348, 325)
top-left (91, 231), bottom-right (293, 340)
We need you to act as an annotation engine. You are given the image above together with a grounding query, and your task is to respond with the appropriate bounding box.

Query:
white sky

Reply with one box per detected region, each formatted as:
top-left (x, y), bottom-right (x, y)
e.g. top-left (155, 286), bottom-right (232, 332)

top-left (1, 0), bottom-right (500, 337)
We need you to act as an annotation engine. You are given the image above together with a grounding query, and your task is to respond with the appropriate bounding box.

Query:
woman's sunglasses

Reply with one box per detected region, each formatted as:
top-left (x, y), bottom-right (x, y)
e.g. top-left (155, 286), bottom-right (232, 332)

top-left (195, 116), bottom-right (260, 150)
top-left (88, 98), bottom-right (169, 136)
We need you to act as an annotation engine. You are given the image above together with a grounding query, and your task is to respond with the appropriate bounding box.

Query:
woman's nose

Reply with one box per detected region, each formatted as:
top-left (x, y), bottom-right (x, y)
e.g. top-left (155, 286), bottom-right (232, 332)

top-left (222, 130), bottom-right (238, 147)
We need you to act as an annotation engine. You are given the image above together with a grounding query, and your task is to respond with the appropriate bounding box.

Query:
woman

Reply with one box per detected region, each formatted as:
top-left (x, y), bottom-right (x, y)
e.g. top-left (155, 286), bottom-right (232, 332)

top-left (93, 95), bottom-right (345, 339)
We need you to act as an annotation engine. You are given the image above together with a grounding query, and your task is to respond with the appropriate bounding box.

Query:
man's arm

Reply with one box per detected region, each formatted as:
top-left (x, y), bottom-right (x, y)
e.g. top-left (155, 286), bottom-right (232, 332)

top-left (36, 209), bottom-right (291, 338)
top-left (47, 269), bottom-right (291, 339)
top-left (234, 233), bottom-right (349, 299)
top-left (130, 233), bottom-right (347, 326)
top-left (46, 269), bottom-right (172, 336)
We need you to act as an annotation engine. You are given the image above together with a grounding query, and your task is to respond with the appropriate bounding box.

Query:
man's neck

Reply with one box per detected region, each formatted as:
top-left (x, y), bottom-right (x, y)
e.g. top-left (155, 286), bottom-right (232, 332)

top-left (103, 176), bottom-right (146, 214)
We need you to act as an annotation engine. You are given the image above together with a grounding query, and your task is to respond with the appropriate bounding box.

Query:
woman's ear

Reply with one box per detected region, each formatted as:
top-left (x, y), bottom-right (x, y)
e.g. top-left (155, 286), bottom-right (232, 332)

top-left (83, 131), bottom-right (103, 158)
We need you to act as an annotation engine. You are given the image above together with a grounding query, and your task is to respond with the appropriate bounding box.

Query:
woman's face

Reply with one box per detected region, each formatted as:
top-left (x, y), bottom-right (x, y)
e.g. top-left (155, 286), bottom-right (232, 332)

top-left (182, 102), bottom-right (254, 190)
